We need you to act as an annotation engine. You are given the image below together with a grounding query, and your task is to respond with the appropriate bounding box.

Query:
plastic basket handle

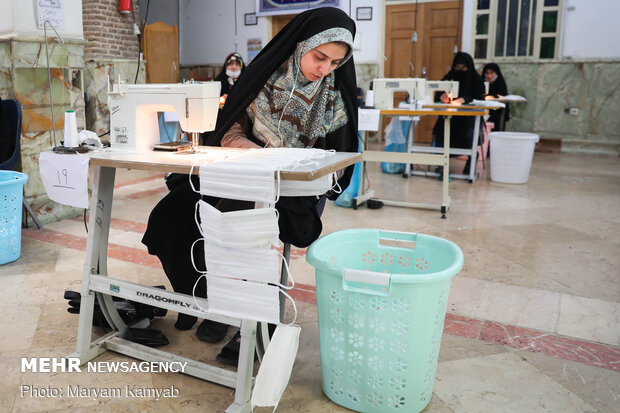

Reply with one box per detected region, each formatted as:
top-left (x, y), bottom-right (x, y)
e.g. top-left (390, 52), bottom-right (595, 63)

top-left (343, 269), bottom-right (391, 296)
top-left (378, 230), bottom-right (417, 249)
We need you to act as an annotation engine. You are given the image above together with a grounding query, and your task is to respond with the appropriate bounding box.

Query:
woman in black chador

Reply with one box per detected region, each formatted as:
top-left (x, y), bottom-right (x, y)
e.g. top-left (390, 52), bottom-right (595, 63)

top-left (142, 7), bottom-right (358, 365)
top-left (214, 52), bottom-right (245, 99)
top-left (432, 52), bottom-right (485, 150)
top-left (483, 62), bottom-right (510, 131)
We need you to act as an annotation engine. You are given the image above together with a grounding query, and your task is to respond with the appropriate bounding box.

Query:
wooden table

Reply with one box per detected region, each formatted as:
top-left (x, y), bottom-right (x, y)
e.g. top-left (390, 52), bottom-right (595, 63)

top-left (354, 107), bottom-right (489, 218)
top-left (69, 147), bottom-right (361, 413)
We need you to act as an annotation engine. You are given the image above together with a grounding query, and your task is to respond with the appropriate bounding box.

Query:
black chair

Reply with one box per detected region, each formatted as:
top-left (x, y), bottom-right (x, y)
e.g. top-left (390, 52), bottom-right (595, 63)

top-left (0, 98), bottom-right (43, 228)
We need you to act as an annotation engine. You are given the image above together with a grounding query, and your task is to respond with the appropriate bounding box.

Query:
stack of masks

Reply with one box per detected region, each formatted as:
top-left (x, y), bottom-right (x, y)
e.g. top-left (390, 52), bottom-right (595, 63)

top-left (195, 147), bottom-right (337, 323)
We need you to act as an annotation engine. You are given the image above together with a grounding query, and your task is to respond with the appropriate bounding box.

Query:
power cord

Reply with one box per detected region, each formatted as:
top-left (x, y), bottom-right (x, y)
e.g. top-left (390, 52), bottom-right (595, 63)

top-left (132, 0), bottom-right (151, 84)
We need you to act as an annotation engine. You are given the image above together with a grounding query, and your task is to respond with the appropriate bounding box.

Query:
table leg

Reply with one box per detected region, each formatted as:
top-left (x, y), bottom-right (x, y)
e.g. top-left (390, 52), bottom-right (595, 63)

top-left (468, 116), bottom-right (481, 183)
top-left (75, 166), bottom-right (121, 362)
top-left (441, 117), bottom-right (451, 219)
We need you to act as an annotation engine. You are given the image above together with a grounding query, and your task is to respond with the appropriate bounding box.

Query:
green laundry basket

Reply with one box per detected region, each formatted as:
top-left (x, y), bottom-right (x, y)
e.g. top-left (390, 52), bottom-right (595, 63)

top-left (306, 229), bottom-right (463, 413)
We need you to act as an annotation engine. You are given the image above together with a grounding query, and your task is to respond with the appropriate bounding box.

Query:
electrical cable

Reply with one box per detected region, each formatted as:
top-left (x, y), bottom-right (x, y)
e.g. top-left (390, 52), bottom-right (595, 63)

top-left (133, 0), bottom-right (151, 84)
top-left (234, 0), bottom-right (238, 52)
top-left (409, 0), bottom-right (419, 77)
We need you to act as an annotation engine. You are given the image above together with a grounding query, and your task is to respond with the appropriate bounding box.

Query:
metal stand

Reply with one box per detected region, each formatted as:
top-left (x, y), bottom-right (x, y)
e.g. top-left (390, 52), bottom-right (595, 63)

top-left (355, 115), bottom-right (452, 217)
top-left (68, 166), bottom-right (260, 413)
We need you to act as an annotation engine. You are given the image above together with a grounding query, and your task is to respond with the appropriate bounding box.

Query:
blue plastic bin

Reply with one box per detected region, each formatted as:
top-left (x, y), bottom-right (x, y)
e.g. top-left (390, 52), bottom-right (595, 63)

top-left (307, 229), bottom-right (463, 413)
top-left (0, 171), bottom-right (28, 264)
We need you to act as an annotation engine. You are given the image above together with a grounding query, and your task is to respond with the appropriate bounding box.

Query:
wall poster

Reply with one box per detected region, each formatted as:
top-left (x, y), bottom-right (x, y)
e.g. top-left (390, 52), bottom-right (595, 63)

top-left (256, 0), bottom-right (339, 17)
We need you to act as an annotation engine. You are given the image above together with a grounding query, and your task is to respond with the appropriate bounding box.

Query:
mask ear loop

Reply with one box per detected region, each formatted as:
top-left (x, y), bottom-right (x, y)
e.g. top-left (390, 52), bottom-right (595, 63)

top-left (194, 201), bottom-right (204, 237)
top-left (192, 273), bottom-right (210, 315)
top-left (330, 171), bottom-right (343, 194)
top-left (279, 289), bottom-right (298, 325)
top-left (190, 238), bottom-right (207, 274)
top-left (189, 163), bottom-right (199, 193)
top-left (276, 250), bottom-right (295, 290)
top-left (274, 169), bottom-right (282, 203)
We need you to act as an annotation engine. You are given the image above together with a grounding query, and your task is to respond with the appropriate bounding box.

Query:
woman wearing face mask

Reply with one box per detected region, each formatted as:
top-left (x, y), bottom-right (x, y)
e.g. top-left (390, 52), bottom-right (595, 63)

top-left (432, 52), bottom-right (485, 150)
top-left (142, 7), bottom-right (358, 365)
top-left (483, 62), bottom-right (510, 131)
top-left (214, 52), bottom-right (245, 101)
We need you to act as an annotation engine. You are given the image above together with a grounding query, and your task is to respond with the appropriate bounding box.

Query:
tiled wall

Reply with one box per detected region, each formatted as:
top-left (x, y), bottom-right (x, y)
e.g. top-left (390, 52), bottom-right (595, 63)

top-left (497, 61), bottom-right (620, 156)
top-left (1, 39), bottom-right (86, 224)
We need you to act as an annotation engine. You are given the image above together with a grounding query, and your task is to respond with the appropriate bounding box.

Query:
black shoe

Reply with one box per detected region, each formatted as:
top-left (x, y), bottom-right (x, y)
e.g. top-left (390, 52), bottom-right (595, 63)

top-left (463, 158), bottom-right (471, 175)
top-left (216, 331), bottom-right (241, 366)
top-left (196, 319), bottom-right (229, 343)
top-left (175, 313), bottom-right (197, 330)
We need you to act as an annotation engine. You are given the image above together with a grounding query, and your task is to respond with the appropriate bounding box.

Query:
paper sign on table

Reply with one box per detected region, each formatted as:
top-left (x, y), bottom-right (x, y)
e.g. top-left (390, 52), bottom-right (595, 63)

top-left (39, 152), bottom-right (90, 209)
top-left (358, 108), bottom-right (380, 131)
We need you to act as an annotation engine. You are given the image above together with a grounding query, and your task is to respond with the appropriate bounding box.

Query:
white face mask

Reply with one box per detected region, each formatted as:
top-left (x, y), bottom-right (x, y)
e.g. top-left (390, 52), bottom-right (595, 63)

top-left (199, 160), bottom-right (278, 203)
top-left (251, 324), bottom-right (301, 412)
top-left (205, 241), bottom-right (281, 284)
top-left (279, 171), bottom-right (337, 197)
top-left (206, 276), bottom-right (281, 324)
top-left (197, 200), bottom-right (279, 249)
top-left (226, 68), bottom-right (241, 78)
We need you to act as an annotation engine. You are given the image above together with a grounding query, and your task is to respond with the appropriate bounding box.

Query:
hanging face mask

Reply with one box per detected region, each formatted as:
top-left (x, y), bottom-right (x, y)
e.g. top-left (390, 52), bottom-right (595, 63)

top-left (198, 200), bottom-right (279, 248)
top-left (279, 171), bottom-right (337, 197)
top-left (251, 324), bottom-right (301, 412)
top-left (199, 160), bottom-right (277, 203)
top-left (226, 69), bottom-right (241, 79)
top-left (205, 241), bottom-right (281, 283)
top-left (207, 276), bottom-right (281, 324)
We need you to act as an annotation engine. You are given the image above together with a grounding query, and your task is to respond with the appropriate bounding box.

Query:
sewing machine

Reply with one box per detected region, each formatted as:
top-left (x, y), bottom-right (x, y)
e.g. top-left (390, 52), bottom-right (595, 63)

top-left (372, 78), bottom-right (426, 109)
top-left (107, 80), bottom-right (221, 151)
top-left (422, 80), bottom-right (459, 104)
top-left (372, 78), bottom-right (460, 109)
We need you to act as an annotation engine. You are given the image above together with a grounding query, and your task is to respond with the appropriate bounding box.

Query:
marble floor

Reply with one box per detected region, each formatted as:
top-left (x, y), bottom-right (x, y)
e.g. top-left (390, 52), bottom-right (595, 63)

top-left (1, 151), bottom-right (619, 412)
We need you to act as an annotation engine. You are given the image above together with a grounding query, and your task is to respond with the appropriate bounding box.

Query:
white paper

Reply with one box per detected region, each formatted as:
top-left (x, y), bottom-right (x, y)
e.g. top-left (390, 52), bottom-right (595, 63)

top-left (358, 108), bottom-right (381, 131)
top-left (39, 152), bottom-right (90, 208)
top-left (37, 0), bottom-right (65, 29)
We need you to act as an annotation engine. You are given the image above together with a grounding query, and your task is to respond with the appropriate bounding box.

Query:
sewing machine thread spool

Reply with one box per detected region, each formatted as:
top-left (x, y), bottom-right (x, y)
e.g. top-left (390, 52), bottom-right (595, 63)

top-left (63, 110), bottom-right (79, 148)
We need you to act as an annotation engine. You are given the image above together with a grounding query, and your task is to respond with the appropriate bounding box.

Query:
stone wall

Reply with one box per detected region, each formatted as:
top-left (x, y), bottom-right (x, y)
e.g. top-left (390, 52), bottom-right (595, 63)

top-left (0, 38), bottom-right (87, 223)
top-left (497, 61), bottom-right (620, 156)
top-left (82, 0), bottom-right (141, 60)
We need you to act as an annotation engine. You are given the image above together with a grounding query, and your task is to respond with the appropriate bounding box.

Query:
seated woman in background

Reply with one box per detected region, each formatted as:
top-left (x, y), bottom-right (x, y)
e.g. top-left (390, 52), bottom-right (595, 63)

top-left (432, 52), bottom-right (484, 174)
top-left (483, 62), bottom-right (510, 131)
top-left (214, 52), bottom-right (245, 102)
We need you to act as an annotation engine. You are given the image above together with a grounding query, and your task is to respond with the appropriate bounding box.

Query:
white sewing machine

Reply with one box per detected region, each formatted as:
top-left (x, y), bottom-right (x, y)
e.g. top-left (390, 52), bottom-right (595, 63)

top-left (372, 78), bottom-right (460, 109)
top-left (422, 80), bottom-right (459, 104)
top-left (107, 80), bottom-right (221, 151)
top-left (372, 78), bottom-right (426, 109)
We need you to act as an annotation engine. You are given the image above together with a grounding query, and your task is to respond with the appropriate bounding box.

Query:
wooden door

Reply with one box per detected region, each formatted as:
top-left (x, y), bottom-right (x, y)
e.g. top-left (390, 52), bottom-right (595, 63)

top-left (142, 22), bottom-right (179, 83)
top-left (271, 15), bottom-right (295, 39)
top-left (385, 1), bottom-right (462, 143)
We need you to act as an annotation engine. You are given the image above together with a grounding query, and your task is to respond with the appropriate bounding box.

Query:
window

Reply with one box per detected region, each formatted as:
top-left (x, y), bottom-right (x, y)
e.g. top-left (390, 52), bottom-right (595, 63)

top-left (473, 0), bottom-right (562, 60)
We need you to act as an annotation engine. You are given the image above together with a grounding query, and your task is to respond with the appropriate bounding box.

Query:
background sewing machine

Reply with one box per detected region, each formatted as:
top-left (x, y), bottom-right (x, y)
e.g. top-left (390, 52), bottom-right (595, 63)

top-left (372, 78), bottom-right (459, 109)
top-left (107, 80), bottom-right (221, 151)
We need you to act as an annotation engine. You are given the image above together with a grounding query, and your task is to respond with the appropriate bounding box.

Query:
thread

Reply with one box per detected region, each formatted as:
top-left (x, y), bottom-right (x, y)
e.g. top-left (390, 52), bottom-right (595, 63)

top-left (63, 110), bottom-right (79, 148)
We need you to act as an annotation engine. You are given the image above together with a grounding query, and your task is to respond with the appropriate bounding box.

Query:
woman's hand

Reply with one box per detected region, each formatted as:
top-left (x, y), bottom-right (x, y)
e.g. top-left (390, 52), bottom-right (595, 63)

top-left (452, 97), bottom-right (465, 105)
